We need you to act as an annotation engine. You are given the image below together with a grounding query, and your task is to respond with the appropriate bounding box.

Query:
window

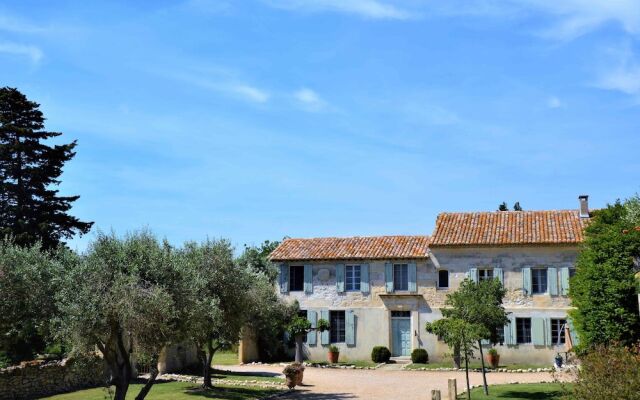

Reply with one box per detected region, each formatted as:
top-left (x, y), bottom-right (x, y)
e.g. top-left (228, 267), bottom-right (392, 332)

top-left (516, 318), bottom-right (531, 344)
top-left (391, 310), bottom-right (410, 318)
top-left (568, 268), bottom-right (577, 279)
top-left (299, 310), bottom-right (307, 342)
top-left (345, 265), bottom-right (361, 291)
top-left (551, 319), bottom-right (566, 345)
top-left (330, 311), bottom-right (345, 343)
top-left (394, 264), bottom-right (409, 291)
top-left (289, 265), bottom-right (305, 292)
top-left (438, 270), bottom-right (449, 288)
top-left (532, 268), bottom-right (548, 294)
top-left (495, 325), bottom-right (505, 345)
top-left (479, 268), bottom-right (494, 281)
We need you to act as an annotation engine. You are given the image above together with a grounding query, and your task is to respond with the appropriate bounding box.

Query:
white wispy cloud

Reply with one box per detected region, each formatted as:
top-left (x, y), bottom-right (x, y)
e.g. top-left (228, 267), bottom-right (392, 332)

top-left (231, 84), bottom-right (270, 103)
top-left (546, 96), bottom-right (564, 108)
top-left (0, 41), bottom-right (43, 63)
top-left (293, 88), bottom-right (326, 111)
top-left (264, 0), bottom-right (414, 20)
top-left (594, 43), bottom-right (640, 97)
top-left (0, 13), bottom-right (47, 34)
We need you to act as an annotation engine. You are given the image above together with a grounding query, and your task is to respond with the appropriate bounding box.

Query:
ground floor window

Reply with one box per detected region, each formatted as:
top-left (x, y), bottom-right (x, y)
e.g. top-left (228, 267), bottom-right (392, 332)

top-left (299, 310), bottom-right (307, 342)
top-left (495, 325), bottom-right (505, 345)
top-left (438, 269), bottom-right (449, 288)
top-left (330, 311), bottom-right (345, 343)
top-left (551, 318), bottom-right (566, 345)
top-left (516, 318), bottom-right (531, 344)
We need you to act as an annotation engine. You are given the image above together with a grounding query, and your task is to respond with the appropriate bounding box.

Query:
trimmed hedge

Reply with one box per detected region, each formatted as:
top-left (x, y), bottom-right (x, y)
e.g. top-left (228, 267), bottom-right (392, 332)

top-left (411, 348), bottom-right (428, 364)
top-left (371, 346), bottom-right (391, 363)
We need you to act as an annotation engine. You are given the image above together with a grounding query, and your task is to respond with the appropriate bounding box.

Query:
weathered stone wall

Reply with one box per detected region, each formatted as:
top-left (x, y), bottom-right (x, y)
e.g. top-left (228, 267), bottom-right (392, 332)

top-left (0, 357), bottom-right (106, 400)
top-left (158, 343), bottom-right (200, 374)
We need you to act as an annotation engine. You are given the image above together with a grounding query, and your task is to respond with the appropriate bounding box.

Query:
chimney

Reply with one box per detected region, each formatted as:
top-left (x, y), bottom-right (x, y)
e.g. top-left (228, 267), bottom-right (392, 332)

top-left (578, 195), bottom-right (589, 218)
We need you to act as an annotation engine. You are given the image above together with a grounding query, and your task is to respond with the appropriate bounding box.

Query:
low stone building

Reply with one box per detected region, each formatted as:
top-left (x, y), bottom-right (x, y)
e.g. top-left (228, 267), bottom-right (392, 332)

top-left (269, 196), bottom-right (590, 365)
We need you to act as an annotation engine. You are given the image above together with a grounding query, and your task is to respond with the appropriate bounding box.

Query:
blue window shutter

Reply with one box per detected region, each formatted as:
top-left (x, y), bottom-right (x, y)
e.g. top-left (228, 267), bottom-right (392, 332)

top-left (494, 267), bottom-right (504, 285)
top-left (532, 318), bottom-right (545, 346)
top-left (408, 263), bottom-right (417, 292)
top-left (360, 264), bottom-right (370, 293)
top-left (320, 310), bottom-right (330, 345)
top-left (385, 262), bottom-right (394, 293)
top-left (522, 267), bottom-right (532, 295)
top-left (307, 310), bottom-right (317, 345)
top-left (560, 267), bottom-right (570, 296)
top-left (279, 264), bottom-right (289, 293)
top-left (345, 310), bottom-right (356, 346)
top-left (468, 267), bottom-right (478, 283)
top-left (567, 317), bottom-right (579, 347)
top-left (548, 267), bottom-right (558, 296)
top-left (336, 264), bottom-right (345, 293)
top-left (304, 264), bottom-right (313, 294)
top-left (504, 316), bottom-right (514, 345)
top-left (545, 317), bottom-right (552, 346)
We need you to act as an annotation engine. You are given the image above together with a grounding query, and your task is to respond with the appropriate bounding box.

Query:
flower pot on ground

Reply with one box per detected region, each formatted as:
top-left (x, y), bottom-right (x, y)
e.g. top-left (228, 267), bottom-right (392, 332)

top-left (554, 353), bottom-right (563, 368)
top-left (486, 348), bottom-right (500, 369)
top-left (328, 345), bottom-right (340, 364)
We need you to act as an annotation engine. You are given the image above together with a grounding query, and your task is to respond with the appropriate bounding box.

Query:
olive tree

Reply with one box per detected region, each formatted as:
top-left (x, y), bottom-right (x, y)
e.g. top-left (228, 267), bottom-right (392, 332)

top-left (56, 231), bottom-right (187, 400)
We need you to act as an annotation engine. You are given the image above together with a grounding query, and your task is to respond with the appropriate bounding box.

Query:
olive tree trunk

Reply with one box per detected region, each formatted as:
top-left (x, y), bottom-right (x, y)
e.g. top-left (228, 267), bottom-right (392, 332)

top-left (294, 334), bottom-right (305, 363)
top-left (477, 340), bottom-right (489, 395)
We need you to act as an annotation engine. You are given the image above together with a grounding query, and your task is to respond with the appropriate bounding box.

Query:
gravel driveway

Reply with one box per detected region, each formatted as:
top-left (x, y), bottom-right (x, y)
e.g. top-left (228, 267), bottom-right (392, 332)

top-left (214, 364), bottom-right (565, 400)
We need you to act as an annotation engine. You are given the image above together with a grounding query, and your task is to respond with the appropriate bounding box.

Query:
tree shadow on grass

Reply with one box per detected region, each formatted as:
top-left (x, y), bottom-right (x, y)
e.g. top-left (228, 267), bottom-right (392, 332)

top-left (279, 390), bottom-right (357, 399)
top-left (211, 368), bottom-right (281, 378)
top-left (492, 390), bottom-right (564, 399)
top-left (183, 386), bottom-right (282, 399)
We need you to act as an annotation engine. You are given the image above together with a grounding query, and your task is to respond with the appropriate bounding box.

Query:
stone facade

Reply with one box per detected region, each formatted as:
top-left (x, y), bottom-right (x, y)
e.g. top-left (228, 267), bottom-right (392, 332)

top-left (0, 357), bottom-right (107, 400)
top-left (279, 245), bottom-right (578, 366)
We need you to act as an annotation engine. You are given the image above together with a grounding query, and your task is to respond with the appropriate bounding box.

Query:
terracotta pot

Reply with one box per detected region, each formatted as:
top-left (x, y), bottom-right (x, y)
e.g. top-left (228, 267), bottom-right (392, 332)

top-left (296, 369), bottom-right (304, 385)
top-left (328, 351), bottom-right (340, 364)
top-left (487, 353), bottom-right (500, 369)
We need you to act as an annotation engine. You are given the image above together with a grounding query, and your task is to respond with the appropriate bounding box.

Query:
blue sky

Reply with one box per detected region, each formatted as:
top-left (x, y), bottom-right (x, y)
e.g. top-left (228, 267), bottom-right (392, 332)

top-left (1, 0), bottom-right (639, 252)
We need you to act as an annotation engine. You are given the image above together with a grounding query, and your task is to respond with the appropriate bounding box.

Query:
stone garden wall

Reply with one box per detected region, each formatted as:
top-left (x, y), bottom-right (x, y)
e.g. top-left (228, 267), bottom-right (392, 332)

top-left (0, 357), bottom-right (106, 400)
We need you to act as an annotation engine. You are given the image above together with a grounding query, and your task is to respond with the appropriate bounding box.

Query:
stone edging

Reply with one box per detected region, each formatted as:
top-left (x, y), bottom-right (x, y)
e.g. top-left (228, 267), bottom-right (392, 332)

top-left (403, 366), bottom-right (556, 373)
top-left (158, 373), bottom-right (286, 389)
top-left (301, 362), bottom-right (381, 370)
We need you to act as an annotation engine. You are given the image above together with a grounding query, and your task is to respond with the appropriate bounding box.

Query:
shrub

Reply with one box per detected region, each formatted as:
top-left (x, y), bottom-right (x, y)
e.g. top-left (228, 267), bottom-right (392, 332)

top-left (487, 348), bottom-right (499, 356)
top-left (569, 344), bottom-right (640, 400)
top-left (411, 348), bottom-right (428, 364)
top-left (371, 346), bottom-right (391, 363)
top-left (328, 345), bottom-right (339, 353)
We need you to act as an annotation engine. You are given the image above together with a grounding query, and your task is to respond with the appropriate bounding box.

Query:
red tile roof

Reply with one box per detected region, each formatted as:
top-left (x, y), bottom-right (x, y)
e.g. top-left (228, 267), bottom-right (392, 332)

top-left (429, 210), bottom-right (589, 247)
top-left (269, 236), bottom-right (430, 261)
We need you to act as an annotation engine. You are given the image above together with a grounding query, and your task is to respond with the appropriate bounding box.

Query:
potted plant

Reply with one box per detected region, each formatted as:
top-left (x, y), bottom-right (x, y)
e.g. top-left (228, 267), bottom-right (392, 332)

top-left (283, 363), bottom-right (305, 389)
top-left (287, 316), bottom-right (330, 364)
top-left (486, 348), bottom-right (500, 369)
top-left (328, 345), bottom-right (340, 363)
top-left (554, 353), bottom-right (563, 368)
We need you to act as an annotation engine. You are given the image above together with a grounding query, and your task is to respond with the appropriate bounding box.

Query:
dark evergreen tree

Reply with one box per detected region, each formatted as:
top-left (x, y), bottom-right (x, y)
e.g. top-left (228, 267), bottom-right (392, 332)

top-left (0, 87), bottom-right (92, 249)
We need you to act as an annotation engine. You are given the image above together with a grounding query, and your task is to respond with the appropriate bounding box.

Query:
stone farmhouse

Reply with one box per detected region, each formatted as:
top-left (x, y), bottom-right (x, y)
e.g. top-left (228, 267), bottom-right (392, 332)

top-left (268, 196), bottom-right (590, 365)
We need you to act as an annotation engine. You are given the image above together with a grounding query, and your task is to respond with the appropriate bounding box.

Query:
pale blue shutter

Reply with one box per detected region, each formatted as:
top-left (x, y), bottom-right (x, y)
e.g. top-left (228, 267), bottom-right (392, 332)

top-left (360, 264), bottom-right (370, 293)
top-left (345, 310), bottom-right (355, 346)
top-left (385, 262), bottom-right (393, 293)
top-left (532, 318), bottom-right (545, 346)
top-left (307, 310), bottom-right (317, 345)
top-left (545, 317), bottom-right (552, 346)
top-left (279, 264), bottom-right (289, 293)
top-left (304, 264), bottom-right (313, 294)
top-left (548, 267), bottom-right (558, 296)
top-left (522, 267), bottom-right (532, 295)
top-left (504, 315), bottom-right (515, 345)
top-left (560, 267), bottom-right (570, 296)
top-left (567, 317), bottom-right (579, 346)
top-left (468, 267), bottom-right (478, 283)
top-left (320, 310), bottom-right (330, 345)
top-left (494, 267), bottom-right (504, 285)
top-left (336, 264), bottom-right (345, 293)
top-left (408, 262), bottom-right (417, 292)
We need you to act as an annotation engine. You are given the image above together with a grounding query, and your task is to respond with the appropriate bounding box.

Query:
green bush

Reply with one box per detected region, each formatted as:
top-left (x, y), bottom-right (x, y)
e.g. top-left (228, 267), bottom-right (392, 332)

top-left (411, 348), bottom-right (428, 364)
top-left (371, 346), bottom-right (391, 363)
top-left (328, 345), bottom-right (339, 353)
top-left (570, 345), bottom-right (640, 400)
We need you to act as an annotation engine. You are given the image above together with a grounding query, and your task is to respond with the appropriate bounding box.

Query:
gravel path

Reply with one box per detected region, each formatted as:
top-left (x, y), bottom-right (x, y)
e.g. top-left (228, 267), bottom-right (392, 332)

top-left (213, 364), bottom-right (566, 400)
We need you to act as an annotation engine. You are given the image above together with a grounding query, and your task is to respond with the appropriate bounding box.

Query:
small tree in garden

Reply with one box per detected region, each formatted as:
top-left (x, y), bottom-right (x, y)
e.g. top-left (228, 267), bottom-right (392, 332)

top-left (287, 316), bottom-right (329, 363)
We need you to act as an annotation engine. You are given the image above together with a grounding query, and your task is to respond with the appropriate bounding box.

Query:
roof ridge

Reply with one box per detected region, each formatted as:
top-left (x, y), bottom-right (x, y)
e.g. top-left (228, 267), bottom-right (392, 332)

top-left (284, 234), bottom-right (430, 241)
top-left (437, 209), bottom-right (579, 215)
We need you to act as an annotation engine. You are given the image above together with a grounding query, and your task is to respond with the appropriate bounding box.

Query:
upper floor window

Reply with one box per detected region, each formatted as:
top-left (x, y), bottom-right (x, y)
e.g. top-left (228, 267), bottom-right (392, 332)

top-left (516, 317), bottom-right (532, 344)
top-left (478, 268), bottom-right (494, 281)
top-left (438, 269), bottom-right (449, 289)
top-left (289, 265), bottom-right (305, 292)
top-left (330, 310), bottom-right (345, 343)
top-left (345, 265), bottom-right (361, 291)
top-left (393, 264), bottom-right (409, 291)
top-left (532, 268), bottom-right (548, 294)
top-left (551, 319), bottom-right (566, 345)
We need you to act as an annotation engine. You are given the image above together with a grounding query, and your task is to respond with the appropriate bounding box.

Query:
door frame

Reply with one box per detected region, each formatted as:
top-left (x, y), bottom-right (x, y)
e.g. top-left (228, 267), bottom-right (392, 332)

top-left (390, 311), bottom-right (412, 357)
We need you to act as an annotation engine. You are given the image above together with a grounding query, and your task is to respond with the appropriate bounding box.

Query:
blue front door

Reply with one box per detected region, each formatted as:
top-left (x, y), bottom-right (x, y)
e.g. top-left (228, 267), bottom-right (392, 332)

top-left (392, 318), bottom-right (411, 356)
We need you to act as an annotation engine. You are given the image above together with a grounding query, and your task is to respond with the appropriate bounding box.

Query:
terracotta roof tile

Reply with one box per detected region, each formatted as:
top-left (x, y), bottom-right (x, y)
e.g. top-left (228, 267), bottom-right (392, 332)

top-left (269, 236), bottom-right (430, 261)
top-left (430, 210), bottom-right (589, 247)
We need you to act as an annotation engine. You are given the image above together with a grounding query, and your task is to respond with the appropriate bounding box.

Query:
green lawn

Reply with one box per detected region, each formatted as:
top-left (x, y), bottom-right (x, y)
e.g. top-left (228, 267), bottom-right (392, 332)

top-left (43, 381), bottom-right (282, 400)
top-left (406, 361), bottom-right (546, 370)
top-left (460, 383), bottom-right (571, 400)
top-left (212, 351), bottom-right (239, 366)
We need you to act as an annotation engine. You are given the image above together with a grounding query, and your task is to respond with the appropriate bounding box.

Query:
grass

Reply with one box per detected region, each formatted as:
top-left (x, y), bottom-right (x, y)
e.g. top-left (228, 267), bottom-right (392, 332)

top-left (43, 381), bottom-right (282, 400)
top-left (459, 383), bottom-right (571, 400)
top-left (406, 361), bottom-right (546, 370)
top-left (212, 351), bottom-right (238, 366)
top-left (307, 359), bottom-right (378, 368)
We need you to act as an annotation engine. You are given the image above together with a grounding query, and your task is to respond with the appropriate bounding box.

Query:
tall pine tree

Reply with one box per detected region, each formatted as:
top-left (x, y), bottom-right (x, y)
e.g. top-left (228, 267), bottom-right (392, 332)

top-left (0, 87), bottom-right (92, 249)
